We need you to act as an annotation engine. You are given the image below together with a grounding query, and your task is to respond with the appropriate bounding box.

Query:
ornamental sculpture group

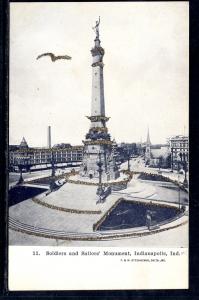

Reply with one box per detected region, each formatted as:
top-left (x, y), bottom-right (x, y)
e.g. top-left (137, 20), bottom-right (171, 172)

top-left (92, 16), bottom-right (100, 39)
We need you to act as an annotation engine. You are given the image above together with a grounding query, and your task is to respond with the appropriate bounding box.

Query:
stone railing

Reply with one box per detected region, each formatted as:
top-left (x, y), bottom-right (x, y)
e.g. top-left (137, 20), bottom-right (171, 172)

top-left (82, 140), bottom-right (113, 146)
top-left (93, 198), bottom-right (123, 231)
top-left (137, 171), bottom-right (188, 192)
top-left (93, 197), bottom-right (180, 232)
top-left (32, 197), bottom-right (101, 215)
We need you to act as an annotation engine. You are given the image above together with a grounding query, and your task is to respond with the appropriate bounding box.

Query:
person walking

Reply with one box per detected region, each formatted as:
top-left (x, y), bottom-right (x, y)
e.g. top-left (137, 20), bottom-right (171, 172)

top-left (146, 211), bottom-right (152, 230)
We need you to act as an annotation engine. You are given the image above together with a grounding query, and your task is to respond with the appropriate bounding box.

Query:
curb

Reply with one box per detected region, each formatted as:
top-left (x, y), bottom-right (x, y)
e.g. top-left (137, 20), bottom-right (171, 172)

top-left (9, 219), bottom-right (188, 241)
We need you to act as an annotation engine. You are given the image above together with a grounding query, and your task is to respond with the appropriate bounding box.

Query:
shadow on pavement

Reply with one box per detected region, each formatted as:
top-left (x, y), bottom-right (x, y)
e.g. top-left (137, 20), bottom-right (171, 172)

top-left (8, 186), bottom-right (48, 207)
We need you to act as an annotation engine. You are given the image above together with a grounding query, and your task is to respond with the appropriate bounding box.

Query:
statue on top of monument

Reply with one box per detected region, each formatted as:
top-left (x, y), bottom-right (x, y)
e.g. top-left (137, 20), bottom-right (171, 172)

top-left (92, 16), bottom-right (100, 39)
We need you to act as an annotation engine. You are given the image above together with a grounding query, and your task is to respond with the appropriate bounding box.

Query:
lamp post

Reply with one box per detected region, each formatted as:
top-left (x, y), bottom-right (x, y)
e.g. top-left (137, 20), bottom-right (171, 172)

top-left (179, 152), bottom-right (182, 163)
top-left (51, 150), bottom-right (55, 177)
top-left (17, 164), bottom-right (24, 184)
top-left (103, 145), bottom-right (107, 173)
top-left (171, 147), bottom-right (174, 172)
top-left (50, 150), bottom-right (56, 191)
top-left (177, 161), bottom-right (181, 210)
top-left (182, 153), bottom-right (188, 187)
top-left (96, 151), bottom-right (104, 199)
top-left (158, 157), bottom-right (161, 172)
top-left (127, 152), bottom-right (131, 171)
top-left (17, 156), bottom-right (30, 184)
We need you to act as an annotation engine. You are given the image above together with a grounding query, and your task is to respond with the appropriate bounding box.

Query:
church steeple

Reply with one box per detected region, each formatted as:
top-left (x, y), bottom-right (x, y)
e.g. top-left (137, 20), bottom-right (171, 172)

top-left (146, 127), bottom-right (151, 145)
top-left (145, 127), bottom-right (151, 166)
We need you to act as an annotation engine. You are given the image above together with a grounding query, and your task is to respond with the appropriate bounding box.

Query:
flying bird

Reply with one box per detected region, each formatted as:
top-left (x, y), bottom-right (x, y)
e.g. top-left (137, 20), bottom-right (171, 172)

top-left (36, 53), bottom-right (72, 62)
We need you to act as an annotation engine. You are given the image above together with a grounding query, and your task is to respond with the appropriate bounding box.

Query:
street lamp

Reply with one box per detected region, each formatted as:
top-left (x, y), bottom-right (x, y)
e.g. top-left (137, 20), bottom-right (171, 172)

top-left (158, 156), bottom-right (163, 173)
top-left (17, 164), bottom-right (24, 184)
top-left (179, 152), bottom-right (182, 162)
top-left (51, 150), bottom-right (56, 177)
top-left (177, 161), bottom-right (181, 210)
top-left (50, 150), bottom-right (57, 191)
top-left (126, 149), bottom-right (131, 171)
top-left (96, 151), bottom-right (104, 200)
top-left (182, 153), bottom-right (188, 187)
top-left (171, 147), bottom-right (174, 172)
top-left (103, 145), bottom-right (108, 173)
top-left (16, 156), bottom-right (30, 184)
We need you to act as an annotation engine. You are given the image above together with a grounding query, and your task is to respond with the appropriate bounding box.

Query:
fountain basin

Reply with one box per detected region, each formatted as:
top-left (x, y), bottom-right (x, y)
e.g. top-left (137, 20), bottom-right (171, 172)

top-left (95, 199), bottom-right (181, 231)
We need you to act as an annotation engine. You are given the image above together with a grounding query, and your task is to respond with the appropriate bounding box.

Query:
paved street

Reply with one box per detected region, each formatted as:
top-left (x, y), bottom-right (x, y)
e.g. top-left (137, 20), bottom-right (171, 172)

top-left (9, 166), bottom-right (79, 186)
top-left (9, 157), bottom-right (188, 186)
top-left (9, 170), bottom-right (51, 184)
top-left (122, 157), bottom-right (189, 184)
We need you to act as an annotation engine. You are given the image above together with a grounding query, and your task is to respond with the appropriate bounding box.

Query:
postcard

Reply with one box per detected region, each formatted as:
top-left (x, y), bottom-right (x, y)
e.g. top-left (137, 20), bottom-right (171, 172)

top-left (8, 1), bottom-right (189, 290)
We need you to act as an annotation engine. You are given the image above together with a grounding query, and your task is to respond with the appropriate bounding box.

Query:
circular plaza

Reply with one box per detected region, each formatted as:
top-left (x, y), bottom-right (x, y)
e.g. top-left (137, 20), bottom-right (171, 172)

top-left (9, 167), bottom-right (189, 246)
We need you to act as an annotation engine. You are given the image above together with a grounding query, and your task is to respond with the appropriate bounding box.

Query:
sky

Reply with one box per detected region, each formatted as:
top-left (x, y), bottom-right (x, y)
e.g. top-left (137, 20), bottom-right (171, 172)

top-left (9, 2), bottom-right (189, 147)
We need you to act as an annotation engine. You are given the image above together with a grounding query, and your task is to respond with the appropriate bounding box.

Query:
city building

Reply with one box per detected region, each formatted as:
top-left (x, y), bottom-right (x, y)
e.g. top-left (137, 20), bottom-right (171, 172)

top-left (9, 137), bottom-right (83, 172)
top-left (169, 135), bottom-right (189, 171)
top-left (149, 145), bottom-right (171, 168)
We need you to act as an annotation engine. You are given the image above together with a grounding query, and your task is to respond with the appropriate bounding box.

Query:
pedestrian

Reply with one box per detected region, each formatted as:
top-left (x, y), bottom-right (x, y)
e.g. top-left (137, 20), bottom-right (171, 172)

top-left (146, 212), bottom-right (152, 230)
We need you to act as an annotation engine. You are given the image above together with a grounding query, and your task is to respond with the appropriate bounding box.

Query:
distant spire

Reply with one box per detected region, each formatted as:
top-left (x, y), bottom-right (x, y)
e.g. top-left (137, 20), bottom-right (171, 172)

top-left (146, 127), bottom-right (151, 145)
top-left (20, 137), bottom-right (28, 148)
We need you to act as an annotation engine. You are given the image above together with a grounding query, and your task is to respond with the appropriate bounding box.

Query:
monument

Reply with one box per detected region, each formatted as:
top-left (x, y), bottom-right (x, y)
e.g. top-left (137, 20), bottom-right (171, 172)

top-left (80, 17), bottom-right (120, 181)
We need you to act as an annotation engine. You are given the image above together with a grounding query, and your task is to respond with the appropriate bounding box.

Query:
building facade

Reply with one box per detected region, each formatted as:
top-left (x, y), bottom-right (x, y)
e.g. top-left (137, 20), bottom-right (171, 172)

top-left (9, 138), bottom-right (83, 171)
top-left (169, 135), bottom-right (189, 170)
